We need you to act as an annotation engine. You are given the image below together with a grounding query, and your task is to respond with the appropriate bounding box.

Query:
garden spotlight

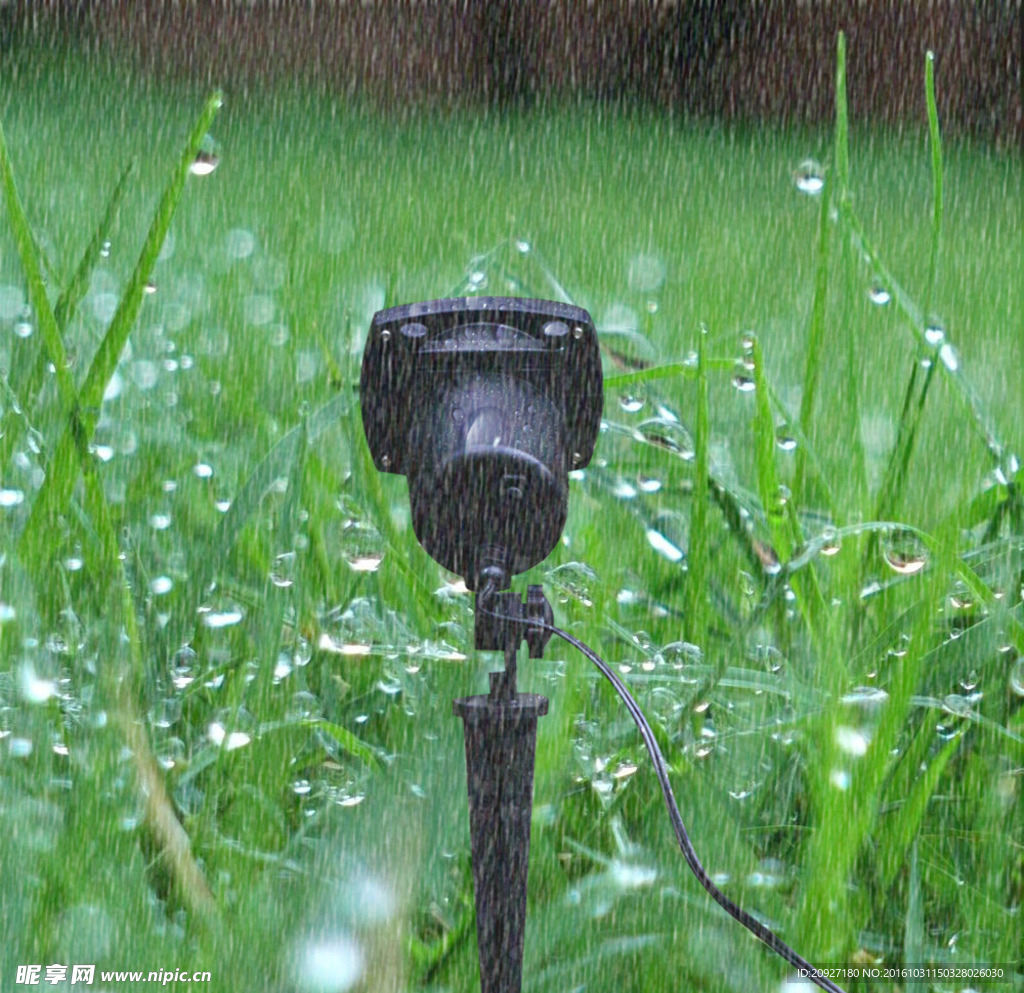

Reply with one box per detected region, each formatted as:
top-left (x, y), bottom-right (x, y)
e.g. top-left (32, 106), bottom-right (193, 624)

top-left (359, 297), bottom-right (845, 993)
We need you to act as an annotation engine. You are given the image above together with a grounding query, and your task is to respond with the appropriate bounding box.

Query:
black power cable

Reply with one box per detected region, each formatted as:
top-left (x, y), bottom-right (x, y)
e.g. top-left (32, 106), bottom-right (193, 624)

top-left (478, 587), bottom-right (847, 993)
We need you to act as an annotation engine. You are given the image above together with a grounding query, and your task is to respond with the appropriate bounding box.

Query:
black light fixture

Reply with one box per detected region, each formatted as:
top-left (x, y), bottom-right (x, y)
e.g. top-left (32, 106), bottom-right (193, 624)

top-left (359, 296), bottom-right (845, 993)
top-left (360, 296), bottom-right (603, 593)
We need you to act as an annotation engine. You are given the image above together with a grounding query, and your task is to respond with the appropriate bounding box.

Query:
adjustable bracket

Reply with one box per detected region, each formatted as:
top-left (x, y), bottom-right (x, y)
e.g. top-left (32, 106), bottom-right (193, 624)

top-left (474, 585), bottom-right (554, 701)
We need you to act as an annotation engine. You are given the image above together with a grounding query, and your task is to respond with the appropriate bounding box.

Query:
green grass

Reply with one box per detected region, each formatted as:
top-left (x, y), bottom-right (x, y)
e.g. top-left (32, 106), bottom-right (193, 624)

top-left (1, 33), bottom-right (1022, 993)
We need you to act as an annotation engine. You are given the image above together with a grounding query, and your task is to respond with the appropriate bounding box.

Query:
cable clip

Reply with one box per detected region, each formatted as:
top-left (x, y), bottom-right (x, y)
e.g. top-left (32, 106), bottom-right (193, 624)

top-left (475, 585), bottom-right (553, 659)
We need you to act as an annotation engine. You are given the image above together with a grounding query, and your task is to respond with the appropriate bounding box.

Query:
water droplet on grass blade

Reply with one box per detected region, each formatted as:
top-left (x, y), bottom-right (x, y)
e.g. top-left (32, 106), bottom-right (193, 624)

top-left (341, 520), bottom-right (384, 572)
top-left (150, 576), bottom-right (173, 596)
top-left (547, 562), bottom-right (598, 607)
top-left (819, 526), bottom-right (841, 556)
top-left (270, 551), bottom-right (296, 588)
top-left (834, 725), bottom-right (870, 756)
top-left (881, 530), bottom-right (928, 575)
top-left (635, 418), bottom-right (694, 460)
top-left (1010, 658), bottom-right (1024, 696)
top-left (938, 342), bottom-right (959, 372)
top-left (793, 158), bottom-right (824, 195)
top-left (189, 134), bottom-right (221, 176)
top-left (202, 606), bottom-right (244, 629)
top-left (830, 769), bottom-right (851, 790)
top-left (868, 282), bottom-right (891, 305)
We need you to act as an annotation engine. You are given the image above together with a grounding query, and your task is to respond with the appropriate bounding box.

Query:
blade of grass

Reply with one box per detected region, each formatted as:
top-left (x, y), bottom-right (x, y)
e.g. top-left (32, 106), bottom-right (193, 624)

top-left (794, 171), bottom-right (832, 507)
top-left (749, 334), bottom-right (829, 650)
top-left (876, 728), bottom-right (960, 890)
top-left (764, 377), bottom-right (838, 524)
top-left (923, 49), bottom-right (943, 321)
top-left (683, 327), bottom-right (710, 651)
top-left (0, 160), bottom-right (137, 472)
top-left (55, 161), bottom-right (138, 332)
top-left (252, 416), bottom-right (308, 699)
top-left (0, 115), bottom-right (79, 419)
top-left (903, 842), bottom-right (924, 966)
top-left (18, 91), bottom-right (223, 578)
top-left (309, 718), bottom-right (386, 772)
top-left (867, 48), bottom-right (946, 541)
top-left (839, 203), bottom-right (1006, 466)
top-left (79, 92), bottom-right (222, 415)
top-left (834, 32), bottom-right (850, 204)
top-left (603, 358), bottom-right (737, 391)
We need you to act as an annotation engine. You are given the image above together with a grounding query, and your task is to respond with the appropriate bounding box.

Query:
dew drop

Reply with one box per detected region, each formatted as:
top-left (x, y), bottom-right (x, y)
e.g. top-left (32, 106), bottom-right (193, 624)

top-left (830, 769), bottom-right (851, 790)
top-left (274, 652), bottom-right (293, 682)
top-left (635, 418), bottom-right (694, 460)
top-left (190, 135), bottom-right (221, 176)
top-left (819, 526), bottom-right (841, 557)
top-left (793, 158), bottom-right (824, 195)
top-left (208, 722), bottom-right (250, 750)
top-left (270, 551), bottom-right (296, 588)
top-left (834, 725), bottom-right (870, 757)
top-left (1010, 658), bottom-right (1024, 697)
top-left (731, 375), bottom-right (756, 393)
top-left (150, 575), bottom-right (173, 596)
top-left (646, 527), bottom-right (684, 563)
top-left (0, 488), bottom-right (25, 508)
top-left (938, 342), bottom-right (959, 372)
top-left (202, 607), bottom-right (244, 629)
top-left (881, 530), bottom-right (928, 575)
top-left (868, 282), bottom-right (891, 306)
top-left (546, 562), bottom-right (598, 607)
